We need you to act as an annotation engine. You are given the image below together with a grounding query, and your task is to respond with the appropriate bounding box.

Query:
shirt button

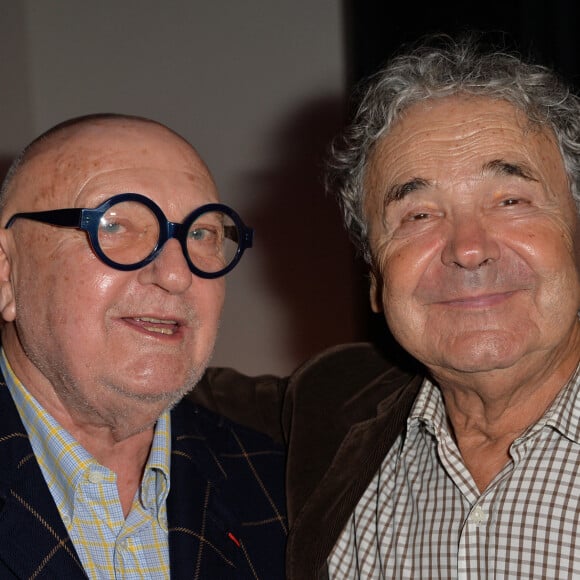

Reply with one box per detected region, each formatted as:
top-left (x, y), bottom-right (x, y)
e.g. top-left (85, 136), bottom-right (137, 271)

top-left (469, 505), bottom-right (488, 525)
top-left (88, 470), bottom-right (105, 484)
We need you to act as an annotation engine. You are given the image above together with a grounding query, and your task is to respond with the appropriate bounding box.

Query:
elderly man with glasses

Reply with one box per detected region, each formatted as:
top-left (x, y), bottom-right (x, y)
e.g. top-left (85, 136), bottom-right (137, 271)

top-left (0, 113), bottom-right (286, 579)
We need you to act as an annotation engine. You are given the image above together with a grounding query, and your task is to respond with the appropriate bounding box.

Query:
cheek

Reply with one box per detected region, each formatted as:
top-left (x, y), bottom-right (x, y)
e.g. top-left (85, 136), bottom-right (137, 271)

top-left (197, 278), bottom-right (225, 327)
top-left (502, 218), bottom-right (579, 298)
top-left (375, 234), bottom-right (442, 309)
top-left (526, 226), bottom-right (580, 314)
top-left (526, 227), bottom-right (576, 270)
top-left (60, 272), bottom-right (118, 329)
top-left (16, 237), bottom-right (117, 332)
top-left (374, 248), bottom-right (429, 348)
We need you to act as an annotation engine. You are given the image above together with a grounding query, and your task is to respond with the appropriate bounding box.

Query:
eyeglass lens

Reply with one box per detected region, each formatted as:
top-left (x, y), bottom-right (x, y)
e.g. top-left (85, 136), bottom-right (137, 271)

top-left (98, 200), bottom-right (240, 274)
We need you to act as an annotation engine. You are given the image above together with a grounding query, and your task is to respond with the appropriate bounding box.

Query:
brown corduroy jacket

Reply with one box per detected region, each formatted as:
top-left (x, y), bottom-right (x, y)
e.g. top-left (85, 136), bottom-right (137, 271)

top-left (192, 342), bottom-right (424, 579)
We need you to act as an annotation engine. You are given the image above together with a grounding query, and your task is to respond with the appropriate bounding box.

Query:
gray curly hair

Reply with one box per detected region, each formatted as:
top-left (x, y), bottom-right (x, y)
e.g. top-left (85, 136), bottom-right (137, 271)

top-left (327, 36), bottom-right (580, 264)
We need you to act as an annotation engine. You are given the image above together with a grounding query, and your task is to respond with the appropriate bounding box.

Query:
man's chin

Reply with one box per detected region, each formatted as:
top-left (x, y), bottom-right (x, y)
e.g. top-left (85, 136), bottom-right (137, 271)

top-left (423, 333), bottom-right (530, 375)
top-left (110, 374), bottom-right (202, 405)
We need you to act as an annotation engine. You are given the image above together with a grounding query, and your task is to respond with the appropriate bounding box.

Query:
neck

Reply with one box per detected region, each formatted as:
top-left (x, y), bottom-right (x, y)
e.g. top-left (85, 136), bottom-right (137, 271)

top-left (75, 424), bottom-right (156, 517)
top-left (43, 400), bottom-right (160, 518)
top-left (1, 334), bottom-right (165, 517)
top-left (429, 327), bottom-right (580, 491)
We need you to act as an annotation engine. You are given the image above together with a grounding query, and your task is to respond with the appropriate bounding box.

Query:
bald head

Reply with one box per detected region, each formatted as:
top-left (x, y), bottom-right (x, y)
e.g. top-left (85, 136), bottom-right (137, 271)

top-left (0, 114), bottom-right (208, 221)
top-left (0, 112), bottom-right (225, 438)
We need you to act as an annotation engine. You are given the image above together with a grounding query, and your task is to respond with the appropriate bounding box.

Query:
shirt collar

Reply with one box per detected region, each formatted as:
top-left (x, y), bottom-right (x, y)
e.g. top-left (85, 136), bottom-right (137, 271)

top-left (408, 377), bottom-right (447, 438)
top-left (408, 361), bottom-right (580, 445)
top-left (534, 361), bottom-right (580, 444)
top-left (0, 348), bottom-right (171, 524)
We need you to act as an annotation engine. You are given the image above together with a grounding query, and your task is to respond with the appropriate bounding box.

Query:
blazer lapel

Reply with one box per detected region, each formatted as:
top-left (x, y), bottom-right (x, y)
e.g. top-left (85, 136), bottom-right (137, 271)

top-left (167, 401), bottom-right (248, 579)
top-left (0, 377), bottom-right (86, 579)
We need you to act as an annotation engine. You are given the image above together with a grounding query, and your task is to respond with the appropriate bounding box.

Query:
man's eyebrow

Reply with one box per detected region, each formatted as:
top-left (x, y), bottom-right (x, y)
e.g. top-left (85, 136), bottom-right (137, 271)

top-left (482, 159), bottom-right (539, 182)
top-left (385, 177), bottom-right (431, 204)
top-left (381, 160), bottom-right (537, 206)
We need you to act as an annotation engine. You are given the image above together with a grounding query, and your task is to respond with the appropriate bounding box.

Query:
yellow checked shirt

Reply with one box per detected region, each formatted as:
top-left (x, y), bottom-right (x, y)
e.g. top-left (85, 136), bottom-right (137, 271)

top-left (1, 350), bottom-right (171, 579)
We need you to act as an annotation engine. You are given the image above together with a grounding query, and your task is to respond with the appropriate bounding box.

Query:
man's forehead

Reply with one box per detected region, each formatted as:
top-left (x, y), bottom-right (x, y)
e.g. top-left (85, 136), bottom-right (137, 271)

top-left (8, 119), bottom-right (209, 210)
top-left (377, 96), bottom-right (532, 148)
top-left (361, 94), bottom-right (574, 222)
top-left (47, 120), bottom-right (198, 171)
top-left (366, 96), bottom-right (561, 181)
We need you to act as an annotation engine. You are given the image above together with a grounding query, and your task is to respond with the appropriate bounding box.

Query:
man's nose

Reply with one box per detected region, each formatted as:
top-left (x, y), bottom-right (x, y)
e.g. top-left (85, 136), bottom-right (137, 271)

top-left (138, 238), bottom-right (193, 293)
top-left (441, 214), bottom-right (500, 270)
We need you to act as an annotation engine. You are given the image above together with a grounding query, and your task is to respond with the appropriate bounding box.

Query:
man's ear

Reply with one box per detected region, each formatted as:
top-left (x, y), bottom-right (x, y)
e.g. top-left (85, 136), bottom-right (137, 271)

top-left (369, 269), bottom-right (383, 313)
top-left (0, 229), bottom-right (16, 322)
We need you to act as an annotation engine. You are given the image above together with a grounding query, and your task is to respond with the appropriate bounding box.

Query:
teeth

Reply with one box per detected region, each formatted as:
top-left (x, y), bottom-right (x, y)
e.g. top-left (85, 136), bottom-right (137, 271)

top-left (135, 317), bottom-right (178, 335)
top-left (143, 325), bottom-right (175, 335)
top-left (137, 317), bottom-right (177, 324)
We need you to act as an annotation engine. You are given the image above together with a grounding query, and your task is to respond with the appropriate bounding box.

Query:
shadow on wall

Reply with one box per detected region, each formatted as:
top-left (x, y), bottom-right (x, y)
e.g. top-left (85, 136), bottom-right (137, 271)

top-left (242, 94), bottom-right (369, 366)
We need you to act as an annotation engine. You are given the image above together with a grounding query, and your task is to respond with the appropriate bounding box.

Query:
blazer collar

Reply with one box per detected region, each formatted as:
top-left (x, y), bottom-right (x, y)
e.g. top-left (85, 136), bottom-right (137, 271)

top-left (167, 401), bottom-right (249, 578)
top-left (0, 374), bottom-right (86, 578)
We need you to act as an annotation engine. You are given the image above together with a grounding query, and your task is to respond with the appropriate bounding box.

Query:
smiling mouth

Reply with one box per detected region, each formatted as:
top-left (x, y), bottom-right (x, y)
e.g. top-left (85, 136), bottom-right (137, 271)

top-left (131, 316), bottom-right (179, 335)
top-left (436, 291), bottom-right (518, 308)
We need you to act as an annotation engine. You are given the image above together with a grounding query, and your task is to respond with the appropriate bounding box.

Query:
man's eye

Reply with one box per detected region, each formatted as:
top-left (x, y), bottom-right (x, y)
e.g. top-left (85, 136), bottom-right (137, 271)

top-left (190, 227), bottom-right (217, 241)
top-left (499, 197), bottom-right (524, 206)
top-left (100, 220), bottom-right (124, 234)
top-left (407, 212), bottom-right (431, 221)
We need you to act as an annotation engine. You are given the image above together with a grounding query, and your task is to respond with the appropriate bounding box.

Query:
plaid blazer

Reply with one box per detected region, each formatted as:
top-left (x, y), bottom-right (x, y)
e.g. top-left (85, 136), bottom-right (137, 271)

top-left (0, 372), bottom-right (287, 579)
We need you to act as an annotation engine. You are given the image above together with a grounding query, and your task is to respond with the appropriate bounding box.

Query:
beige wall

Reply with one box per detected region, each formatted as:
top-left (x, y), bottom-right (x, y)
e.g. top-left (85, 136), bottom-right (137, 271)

top-left (0, 0), bottom-right (362, 375)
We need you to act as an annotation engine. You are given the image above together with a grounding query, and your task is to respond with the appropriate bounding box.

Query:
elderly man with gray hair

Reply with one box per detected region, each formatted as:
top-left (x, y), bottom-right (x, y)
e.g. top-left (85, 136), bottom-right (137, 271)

top-left (198, 36), bottom-right (580, 578)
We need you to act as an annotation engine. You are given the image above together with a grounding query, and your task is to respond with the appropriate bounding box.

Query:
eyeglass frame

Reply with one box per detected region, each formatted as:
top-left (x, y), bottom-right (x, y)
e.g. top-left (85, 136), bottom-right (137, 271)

top-left (4, 192), bottom-right (254, 279)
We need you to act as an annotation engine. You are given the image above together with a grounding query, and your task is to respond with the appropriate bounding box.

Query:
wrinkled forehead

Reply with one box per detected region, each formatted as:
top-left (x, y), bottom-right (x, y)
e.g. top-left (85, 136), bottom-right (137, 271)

top-left (6, 120), bottom-right (215, 213)
top-left (365, 96), bottom-right (565, 188)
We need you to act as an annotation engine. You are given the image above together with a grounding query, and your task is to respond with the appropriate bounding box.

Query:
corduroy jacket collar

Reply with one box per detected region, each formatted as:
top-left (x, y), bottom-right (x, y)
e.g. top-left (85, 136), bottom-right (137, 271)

top-left (282, 343), bottom-right (423, 579)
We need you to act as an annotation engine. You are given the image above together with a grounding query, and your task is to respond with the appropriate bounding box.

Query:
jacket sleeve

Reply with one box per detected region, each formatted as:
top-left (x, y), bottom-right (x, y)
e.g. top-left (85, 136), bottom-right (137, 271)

top-left (189, 367), bottom-right (287, 444)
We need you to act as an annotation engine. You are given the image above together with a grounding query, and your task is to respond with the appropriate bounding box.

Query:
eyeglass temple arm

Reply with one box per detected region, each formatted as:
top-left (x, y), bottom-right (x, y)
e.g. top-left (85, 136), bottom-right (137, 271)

top-left (5, 208), bottom-right (83, 229)
top-left (224, 225), bottom-right (253, 249)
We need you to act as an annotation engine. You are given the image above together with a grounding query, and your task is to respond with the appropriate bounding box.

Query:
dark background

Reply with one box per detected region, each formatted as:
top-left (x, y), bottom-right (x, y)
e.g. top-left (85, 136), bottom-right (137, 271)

top-left (346, 0), bottom-right (580, 87)
top-left (344, 0), bottom-right (580, 353)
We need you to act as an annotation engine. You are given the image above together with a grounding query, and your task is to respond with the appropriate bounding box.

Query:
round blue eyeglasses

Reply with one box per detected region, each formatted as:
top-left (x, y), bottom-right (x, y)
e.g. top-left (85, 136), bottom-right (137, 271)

top-left (5, 193), bottom-right (253, 279)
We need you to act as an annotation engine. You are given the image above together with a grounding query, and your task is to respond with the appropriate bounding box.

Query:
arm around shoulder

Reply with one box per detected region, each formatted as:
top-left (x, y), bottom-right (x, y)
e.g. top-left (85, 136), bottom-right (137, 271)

top-left (190, 367), bottom-right (287, 443)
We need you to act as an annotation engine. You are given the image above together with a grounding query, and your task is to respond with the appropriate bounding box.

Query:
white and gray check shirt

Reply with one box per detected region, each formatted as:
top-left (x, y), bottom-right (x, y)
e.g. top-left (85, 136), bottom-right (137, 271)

top-left (329, 363), bottom-right (580, 579)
